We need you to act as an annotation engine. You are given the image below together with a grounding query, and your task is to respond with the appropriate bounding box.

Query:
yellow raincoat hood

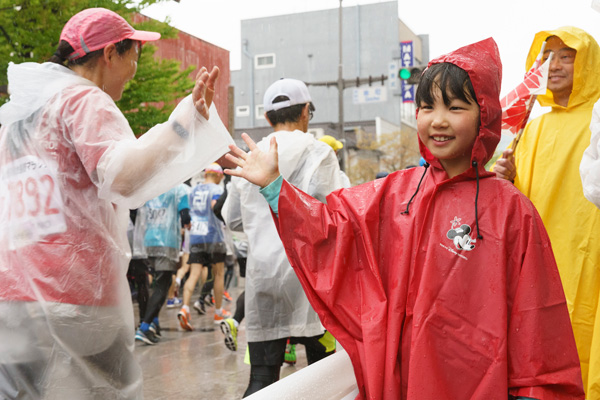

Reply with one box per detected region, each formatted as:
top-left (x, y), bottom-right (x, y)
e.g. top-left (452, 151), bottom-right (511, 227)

top-left (514, 26), bottom-right (600, 398)
top-left (526, 26), bottom-right (600, 109)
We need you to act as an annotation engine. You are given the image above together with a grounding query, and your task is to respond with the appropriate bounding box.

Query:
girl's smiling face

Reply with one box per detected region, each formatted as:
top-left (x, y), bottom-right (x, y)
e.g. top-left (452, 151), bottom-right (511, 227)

top-left (417, 84), bottom-right (480, 178)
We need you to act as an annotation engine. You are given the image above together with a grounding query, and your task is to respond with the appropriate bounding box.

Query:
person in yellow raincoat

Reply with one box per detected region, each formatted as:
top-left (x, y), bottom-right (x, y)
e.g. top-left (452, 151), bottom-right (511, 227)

top-left (494, 26), bottom-right (600, 398)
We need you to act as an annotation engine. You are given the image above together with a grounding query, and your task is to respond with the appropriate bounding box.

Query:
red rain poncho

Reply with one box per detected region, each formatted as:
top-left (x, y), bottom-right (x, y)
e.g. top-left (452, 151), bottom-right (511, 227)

top-left (274, 39), bottom-right (584, 399)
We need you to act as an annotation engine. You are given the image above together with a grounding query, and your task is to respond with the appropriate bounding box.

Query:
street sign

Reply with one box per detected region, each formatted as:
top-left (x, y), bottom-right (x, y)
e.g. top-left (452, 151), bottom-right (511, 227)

top-left (353, 86), bottom-right (388, 104)
top-left (388, 61), bottom-right (399, 90)
top-left (400, 41), bottom-right (415, 103)
top-left (401, 81), bottom-right (414, 103)
top-left (400, 41), bottom-right (413, 68)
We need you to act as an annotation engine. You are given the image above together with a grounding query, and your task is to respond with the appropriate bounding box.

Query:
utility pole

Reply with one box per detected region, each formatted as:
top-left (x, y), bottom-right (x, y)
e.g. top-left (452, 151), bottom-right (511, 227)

top-left (306, 0), bottom-right (387, 171)
top-left (242, 40), bottom-right (255, 128)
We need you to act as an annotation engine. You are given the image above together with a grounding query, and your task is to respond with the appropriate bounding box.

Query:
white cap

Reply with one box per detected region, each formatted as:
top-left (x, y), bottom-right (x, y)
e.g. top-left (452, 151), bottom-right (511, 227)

top-left (263, 78), bottom-right (315, 112)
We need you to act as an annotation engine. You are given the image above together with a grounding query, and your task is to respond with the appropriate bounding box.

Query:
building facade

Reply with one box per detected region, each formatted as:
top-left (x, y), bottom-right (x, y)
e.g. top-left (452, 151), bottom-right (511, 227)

top-left (134, 13), bottom-right (231, 130)
top-left (231, 1), bottom-right (428, 182)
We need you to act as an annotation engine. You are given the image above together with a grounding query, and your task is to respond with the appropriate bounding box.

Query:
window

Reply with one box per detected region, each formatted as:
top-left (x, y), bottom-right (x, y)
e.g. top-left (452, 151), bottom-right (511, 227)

top-left (255, 53), bottom-right (276, 69)
top-left (255, 105), bottom-right (265, 119)
top-left (236, 106), bottom-right (250, 117)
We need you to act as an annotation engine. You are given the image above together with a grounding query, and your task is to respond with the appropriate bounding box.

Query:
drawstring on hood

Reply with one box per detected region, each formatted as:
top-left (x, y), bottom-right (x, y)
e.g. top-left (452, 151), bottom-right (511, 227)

top-left (401, 161), bottom-right (484, 240)
top-left (401, 163), bottom-right (430, 215)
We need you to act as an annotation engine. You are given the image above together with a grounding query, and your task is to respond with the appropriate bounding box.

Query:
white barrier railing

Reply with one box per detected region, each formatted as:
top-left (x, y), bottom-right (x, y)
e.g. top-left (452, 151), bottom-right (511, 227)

top-left (246, 349), bottom-right (359, 400)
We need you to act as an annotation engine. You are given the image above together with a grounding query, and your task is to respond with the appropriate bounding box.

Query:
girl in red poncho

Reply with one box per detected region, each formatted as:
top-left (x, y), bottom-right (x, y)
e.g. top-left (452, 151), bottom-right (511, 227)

top-left (225, 38), bottom-right (584, 400)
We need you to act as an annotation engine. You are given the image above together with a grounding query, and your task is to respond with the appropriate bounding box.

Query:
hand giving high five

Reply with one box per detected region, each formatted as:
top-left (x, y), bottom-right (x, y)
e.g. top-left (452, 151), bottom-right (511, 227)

top-left (192, 66), bottom-right (220, 120)
top-left (224, 133), bottom-right (281, 188)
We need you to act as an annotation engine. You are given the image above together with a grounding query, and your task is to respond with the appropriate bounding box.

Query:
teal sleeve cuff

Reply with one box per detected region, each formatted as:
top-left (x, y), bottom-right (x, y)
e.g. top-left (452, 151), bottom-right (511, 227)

top-left (259, 175), bottom-right (283, 215)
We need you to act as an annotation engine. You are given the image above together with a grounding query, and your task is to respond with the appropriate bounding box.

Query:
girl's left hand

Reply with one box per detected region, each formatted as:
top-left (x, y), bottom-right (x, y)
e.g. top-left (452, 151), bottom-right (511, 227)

top-left (225, 133), bottom-right (281, 188)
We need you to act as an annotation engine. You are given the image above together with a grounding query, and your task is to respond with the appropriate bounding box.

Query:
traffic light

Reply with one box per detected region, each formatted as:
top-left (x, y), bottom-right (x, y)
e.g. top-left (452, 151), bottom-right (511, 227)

top-left (398, 67), bottom-right (424, 85)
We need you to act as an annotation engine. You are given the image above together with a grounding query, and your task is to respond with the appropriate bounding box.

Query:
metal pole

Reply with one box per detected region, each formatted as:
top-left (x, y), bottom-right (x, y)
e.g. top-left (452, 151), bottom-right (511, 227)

top-left (242, 40), bottom-right (255, 128)
top-left (399, 86), bottom-right (403, 160)
top-left (338, 0), bottom-right (346, 171)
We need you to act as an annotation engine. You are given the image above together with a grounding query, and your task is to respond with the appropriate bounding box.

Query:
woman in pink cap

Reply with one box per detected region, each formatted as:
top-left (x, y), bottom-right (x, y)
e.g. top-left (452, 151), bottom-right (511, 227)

top-left (0, 7), bottom-right (232, 399)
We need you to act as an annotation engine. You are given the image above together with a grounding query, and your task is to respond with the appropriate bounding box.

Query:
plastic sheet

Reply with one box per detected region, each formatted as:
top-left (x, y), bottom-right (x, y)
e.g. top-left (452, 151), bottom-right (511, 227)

top-left (245, 350), bottom-right (358, 400)
top-left (0, 61), bottom-right (232, 398)
top-left (222, 130), bottom-right (347, 342)
top-left (581, 100), bottom-right (600, 208)
top-left (133, 183), bottom-right (190, 261)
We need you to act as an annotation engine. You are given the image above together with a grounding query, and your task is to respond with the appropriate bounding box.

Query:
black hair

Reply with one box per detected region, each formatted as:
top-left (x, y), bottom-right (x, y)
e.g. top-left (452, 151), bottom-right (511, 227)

top-left (415, 63), bottom-right (478, 108)
top-left (265, 95), bottom-right (307, 126)
top-left (49, 39), bottom-right (137, 67)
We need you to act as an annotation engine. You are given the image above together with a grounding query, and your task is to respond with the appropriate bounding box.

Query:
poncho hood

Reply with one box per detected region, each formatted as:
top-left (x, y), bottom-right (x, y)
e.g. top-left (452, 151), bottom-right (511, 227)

top-left (418, 38), bottom-right (502, 173)
top-left (0, 62), bottom-right (93, 127)
top-left (527, 26), bottom-right (600, 110)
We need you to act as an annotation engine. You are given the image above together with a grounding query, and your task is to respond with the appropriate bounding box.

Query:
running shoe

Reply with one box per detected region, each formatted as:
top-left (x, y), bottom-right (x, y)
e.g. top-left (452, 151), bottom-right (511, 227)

top-left (219, 318), bottom-right (238, 351)
top-left (135, 328), bottom-right (159, 345)
top-left (223, 291), bottom-right (233, 302)
top-left (177, 308), bottom-right (193, 331)
top-left (284, 340), bottom-right (296, 365)
top-left (203, 294), bottom-right (215, 306)
top-left (149, 321), bottom-right (162, 337)
top-left (193, 300), bottom-right (206, 315)
top-left (166, 297), bottom-right (182, 308)
top-left (213, 308), bottom-right (232, 324)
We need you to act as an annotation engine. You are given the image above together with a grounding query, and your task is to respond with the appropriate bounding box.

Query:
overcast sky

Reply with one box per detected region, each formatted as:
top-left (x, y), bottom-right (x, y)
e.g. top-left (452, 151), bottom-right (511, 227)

top-left (142, 0), bottom-right (600, 99)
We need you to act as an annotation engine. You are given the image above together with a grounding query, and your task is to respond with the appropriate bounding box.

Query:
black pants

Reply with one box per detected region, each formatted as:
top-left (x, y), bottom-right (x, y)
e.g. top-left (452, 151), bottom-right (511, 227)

top-left (243, 333), bottom-right (334, 397)
top-left (224, 261), bottom-right (234, 290)
top-left (199, 264), bottom-right (214, 302)
top-left (128, 259), bottom-right (149, 324)
top-left (142, 271), bottom-right (172, 325)
top-left (233, 290), bottom-right (245, 324)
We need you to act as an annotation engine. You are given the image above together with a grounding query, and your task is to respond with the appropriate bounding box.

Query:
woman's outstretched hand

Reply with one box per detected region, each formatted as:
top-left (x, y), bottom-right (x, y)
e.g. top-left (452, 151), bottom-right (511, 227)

top-left (192, 66), bottom-right (220, 120)
top-left (224, 133), bottom-right (280, 188)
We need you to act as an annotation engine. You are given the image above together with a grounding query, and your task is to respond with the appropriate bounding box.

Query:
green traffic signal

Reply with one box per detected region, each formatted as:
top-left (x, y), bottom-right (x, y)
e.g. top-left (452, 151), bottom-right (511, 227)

top-left (399, 68), bottom-right (411, 80)
top-left (399, 66), bottom-right (424, 84)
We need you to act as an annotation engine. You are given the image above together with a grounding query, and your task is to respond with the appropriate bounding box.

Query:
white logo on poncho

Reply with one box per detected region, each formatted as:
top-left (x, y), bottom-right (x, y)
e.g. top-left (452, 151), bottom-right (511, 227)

top-left (446, 217), bottom-right (476, 251)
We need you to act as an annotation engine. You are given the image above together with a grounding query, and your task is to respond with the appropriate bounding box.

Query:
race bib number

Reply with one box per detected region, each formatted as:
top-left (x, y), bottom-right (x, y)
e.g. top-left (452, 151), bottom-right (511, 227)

top-left (147, 207), bottom-right (168, 226)
top-left (191, 218), bottom-right (209, 236)
top-left (0, 155), bottom-right (67, 248)
top-left (192, 190), bottom-right (209, 209)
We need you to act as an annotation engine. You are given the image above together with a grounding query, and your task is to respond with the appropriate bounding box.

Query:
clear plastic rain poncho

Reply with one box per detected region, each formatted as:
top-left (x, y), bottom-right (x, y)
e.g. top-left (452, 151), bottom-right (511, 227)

top-left (222, 130), bottom-right (347, 342)
top-left (132, 183), bottom-right (191, 262)
top-left (189, 182), bottom-right (225, 248)
top-left (581, 101), bottom-right (600, 208)
top-left (0, 61), bottom-right (232, 398)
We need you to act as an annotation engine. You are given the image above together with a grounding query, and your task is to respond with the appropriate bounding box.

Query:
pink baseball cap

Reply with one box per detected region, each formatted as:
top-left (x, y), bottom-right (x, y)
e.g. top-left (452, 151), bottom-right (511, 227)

top-left (60, 8), bottom-right (161, 61)
top-left (205, 163), bottom-right (223, 174)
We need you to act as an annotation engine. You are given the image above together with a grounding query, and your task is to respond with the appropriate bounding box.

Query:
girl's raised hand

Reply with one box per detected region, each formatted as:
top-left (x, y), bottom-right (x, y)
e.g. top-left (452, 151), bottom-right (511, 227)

top-left (224, 133), bottom-right (280, 188)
